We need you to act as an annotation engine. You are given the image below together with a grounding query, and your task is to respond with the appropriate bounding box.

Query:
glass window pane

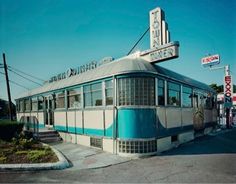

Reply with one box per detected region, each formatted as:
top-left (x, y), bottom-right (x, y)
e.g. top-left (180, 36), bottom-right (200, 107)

top-left (182, 86), bottom-right (192, 107)
top-left (85, 93), bottom-right (92, 107)
top-left (182, 93), bottom-right (192, 107)
top-left (25, 99), bottom-right (31, 111)
top-left (118, 77), bottom-right (155, 106)
top-left (105, 80), bottom-right (113, 106)
top-left (167, 82), bottom-right (180, 106)
top-left (68, 88), bottom-right (81, 108)
top-left (38, 96), bottom-right (44, 110)
top-left (91, 83), bottom-right (102, 90)
top-left (55, 92), bottom-right (65, 108)
top-left (20, 100), bottom-right (24, 112)
top-left (31, 97), bottom-right (38, 111)
top-left (92, 90), bottom-right (102, 106)
top-left (106, 88), bottom-right (113, 105)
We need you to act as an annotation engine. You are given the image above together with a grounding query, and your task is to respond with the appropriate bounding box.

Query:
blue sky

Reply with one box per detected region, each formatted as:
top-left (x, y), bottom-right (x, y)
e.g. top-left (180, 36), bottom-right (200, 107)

top-left (0, 0), bottom-right (236, 101)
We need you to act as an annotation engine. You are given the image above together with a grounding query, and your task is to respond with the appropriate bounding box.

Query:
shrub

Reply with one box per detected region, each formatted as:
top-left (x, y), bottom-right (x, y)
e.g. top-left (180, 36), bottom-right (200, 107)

top-left (0, 156), bottom-right (7, 164)
top-left (0, 120), bottom-right (24, 141)
top-left (27, 150), bottom-right (46, 163)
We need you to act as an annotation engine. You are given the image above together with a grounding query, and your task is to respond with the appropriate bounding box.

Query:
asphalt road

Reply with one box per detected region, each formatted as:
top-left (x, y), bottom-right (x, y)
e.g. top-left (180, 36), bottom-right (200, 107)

top-left (1, 128), bottom-right (236, 183)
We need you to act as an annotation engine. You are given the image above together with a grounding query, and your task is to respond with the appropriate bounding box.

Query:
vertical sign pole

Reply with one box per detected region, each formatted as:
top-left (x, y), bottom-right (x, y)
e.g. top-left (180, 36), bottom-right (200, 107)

top-left (2, 53), bottom-right (13, 121)
top-left (224, 65), bottom-right (231, 129)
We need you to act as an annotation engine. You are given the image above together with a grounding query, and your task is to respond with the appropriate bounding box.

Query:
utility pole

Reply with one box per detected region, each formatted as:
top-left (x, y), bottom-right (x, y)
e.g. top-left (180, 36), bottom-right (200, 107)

top-left (2, 53), bottom-right (13, 121)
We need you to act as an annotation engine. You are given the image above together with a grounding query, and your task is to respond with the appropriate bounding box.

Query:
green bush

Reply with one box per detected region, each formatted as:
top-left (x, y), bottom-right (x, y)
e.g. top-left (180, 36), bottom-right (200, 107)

top-left (0, 120), bottom-right (24, 141)
top-left (0, 156), bottom-right (7, 164)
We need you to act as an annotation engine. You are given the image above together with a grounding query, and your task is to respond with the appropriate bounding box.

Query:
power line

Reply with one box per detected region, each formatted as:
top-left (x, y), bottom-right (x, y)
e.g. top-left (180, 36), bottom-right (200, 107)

top-left (0, 71), bottom-right (29, 90)
top-left (8, 65), bottom-right (45, 82)
top-left (127, 27), bottom-right (150, 56)
top-left (9, 80), bottom-right (30, 90)
top-left (8, 68), bottom-right (43, 86)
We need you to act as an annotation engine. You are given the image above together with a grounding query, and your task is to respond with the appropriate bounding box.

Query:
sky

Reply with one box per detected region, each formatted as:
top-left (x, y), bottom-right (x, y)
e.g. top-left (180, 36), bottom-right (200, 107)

top-left (0, 0), bottom-right (236, 102)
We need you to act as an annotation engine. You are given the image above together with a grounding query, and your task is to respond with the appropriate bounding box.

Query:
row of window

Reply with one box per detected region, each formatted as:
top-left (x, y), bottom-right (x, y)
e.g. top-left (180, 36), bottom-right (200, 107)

top-left (16, 77), bottom-right (216, 112)
top-left (17, 80), bottom-right (114, 112)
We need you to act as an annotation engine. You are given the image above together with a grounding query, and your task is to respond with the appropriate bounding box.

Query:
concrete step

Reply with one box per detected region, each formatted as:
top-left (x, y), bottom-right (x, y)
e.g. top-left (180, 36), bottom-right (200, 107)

top-left (37, 132), bottom-right (59, 138)
top-left (34, 130), bottom-right (62, 143)
top-left (39, 136), bottom-right (62, 143)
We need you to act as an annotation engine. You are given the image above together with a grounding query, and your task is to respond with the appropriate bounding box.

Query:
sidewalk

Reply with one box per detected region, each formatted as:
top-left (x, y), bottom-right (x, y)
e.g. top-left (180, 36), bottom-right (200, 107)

top-left (51, 142), bottom-right (131, 170)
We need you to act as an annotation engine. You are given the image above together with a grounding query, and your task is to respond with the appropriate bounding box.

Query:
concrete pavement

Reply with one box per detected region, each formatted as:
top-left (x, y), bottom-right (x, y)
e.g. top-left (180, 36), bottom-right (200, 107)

top-left (51, 142), bottom-right (131, 170)
top-left (0, 128), bottom-right (236, 183)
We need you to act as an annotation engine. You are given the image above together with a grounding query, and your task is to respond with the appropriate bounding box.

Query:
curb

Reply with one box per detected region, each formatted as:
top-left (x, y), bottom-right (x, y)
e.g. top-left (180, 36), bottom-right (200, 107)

top-left (0, 144), bottom-right (70, 171)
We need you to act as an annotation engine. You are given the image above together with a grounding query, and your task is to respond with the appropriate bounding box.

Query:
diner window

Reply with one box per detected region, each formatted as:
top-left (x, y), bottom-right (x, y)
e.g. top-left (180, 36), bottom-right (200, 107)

top-left (182, 86), bottom-right (192, 107)
top-left (68, 88), bottom-right (81, 108)
top-left (105, 80), bottom-right (113, 106)
top-left (167, 82), bottom-right (180, 106)
top-left (38, 96), bottom-right (44, 110)
top-left (55, 91), bottom-right (65, 109)
top-left (158, 79), bottom-right (165, 105)
top-left (84, 82), bottom-right (102, 107)
top-left (118, 77), bottom-right (155, 106)
top-left (31, 97), bottom-right (38, 111)
top-left (20, 100), bottom-right (24, 112)
top-left (24, 98), bottom-right (31, 111)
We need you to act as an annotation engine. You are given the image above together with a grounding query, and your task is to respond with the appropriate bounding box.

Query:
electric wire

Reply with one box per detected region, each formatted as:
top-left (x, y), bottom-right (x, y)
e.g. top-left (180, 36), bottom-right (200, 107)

top-left (7, 65), bottom-right (45, 82)
top-left (0, 71), bottom-right (29, 90)
top-left (8, 68), bottom-right (43, 86)
top-left (127, 27), bottom-right (150, 56)
top-left (9, 80), bottom-right (30, 90)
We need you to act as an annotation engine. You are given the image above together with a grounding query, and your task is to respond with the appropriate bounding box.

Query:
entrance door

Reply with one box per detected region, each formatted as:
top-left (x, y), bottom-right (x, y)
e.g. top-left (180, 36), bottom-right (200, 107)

top-left (45, 96), bottom-right (54, 128)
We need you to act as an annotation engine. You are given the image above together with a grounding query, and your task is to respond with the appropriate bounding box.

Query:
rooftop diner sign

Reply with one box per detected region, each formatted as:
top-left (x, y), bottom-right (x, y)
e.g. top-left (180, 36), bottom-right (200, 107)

top-left (141, 7), bottom-right (179, 64)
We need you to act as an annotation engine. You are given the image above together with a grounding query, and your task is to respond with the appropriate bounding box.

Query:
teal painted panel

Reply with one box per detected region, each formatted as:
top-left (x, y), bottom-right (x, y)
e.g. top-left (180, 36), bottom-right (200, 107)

top-left (38, 123), bottom-right (45, 129)
top-left (84, 128), bottom-right (104, 136)
top-left (68, 126), bottom-right (76, 133)
top-left (54, 125), bottom-right (67, 131)
top-left (118, 108), bottom-right (157, 139)
top-left (76, 127), bottom-right (83, 134)
top-left (105, 124), bottom-right (113, 137)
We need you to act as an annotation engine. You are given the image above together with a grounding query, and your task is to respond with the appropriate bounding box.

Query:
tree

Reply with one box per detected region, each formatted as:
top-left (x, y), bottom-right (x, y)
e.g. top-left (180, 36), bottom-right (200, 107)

top-left (209, 83), bottom-right (236, 93)
top-left (209, 83), bottom-right (223, 93)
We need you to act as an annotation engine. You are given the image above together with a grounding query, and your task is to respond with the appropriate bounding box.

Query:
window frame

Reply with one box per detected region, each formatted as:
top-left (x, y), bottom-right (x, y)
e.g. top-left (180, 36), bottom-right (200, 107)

top-left (182, 86), bottom-right (193, 108)
top-left (67, 87), bottom-right (82, 109)
top-left (55, 91), bottom-right (65, 109)
top-left (117, 77), bottom-right (155, 106)
top-left (167, 81), bottom-right (181, 107)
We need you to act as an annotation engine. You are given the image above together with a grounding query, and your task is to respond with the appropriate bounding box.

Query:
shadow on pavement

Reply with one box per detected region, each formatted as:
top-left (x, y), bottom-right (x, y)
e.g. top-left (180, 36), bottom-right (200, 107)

top-left (160, 128), bottom-right (236, 156)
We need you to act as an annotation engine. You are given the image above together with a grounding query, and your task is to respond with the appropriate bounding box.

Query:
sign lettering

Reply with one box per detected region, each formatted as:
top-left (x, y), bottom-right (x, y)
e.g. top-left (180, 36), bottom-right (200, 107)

top-left (150, 7), bottom-right (163, 48)
top-left (224, 75), bottom-right (233, 107)
top-left (49, 61), bottom-right (97, 83)
top-left (201, 54), bottom-right (220, 67)
top-left (140, 42), bottom-right (179, 63)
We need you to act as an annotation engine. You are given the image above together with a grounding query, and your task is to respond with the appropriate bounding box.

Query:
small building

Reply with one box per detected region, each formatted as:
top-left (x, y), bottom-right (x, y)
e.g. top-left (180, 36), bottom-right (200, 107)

top-left (15, 7), bottom-right (218, 156)
top-left (15, 54), bottom-right (217, 156)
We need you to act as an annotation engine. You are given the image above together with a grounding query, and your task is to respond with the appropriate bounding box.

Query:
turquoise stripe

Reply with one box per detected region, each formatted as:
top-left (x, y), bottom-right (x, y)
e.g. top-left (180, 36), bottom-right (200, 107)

top-left (53, 123), bottom-right (113, 137)
top-left (68, 126), bottom-right (76, 133)
top-left (84, 128), bottom-right (104, 136)
top-left (38, 123), bottom-right (45, 129)
top-left (54, 125), bottom-right (67, 131)
top-left (76, 127), bottom-right (83, 134)
top-left (105, 124), bottom-right (113, 137)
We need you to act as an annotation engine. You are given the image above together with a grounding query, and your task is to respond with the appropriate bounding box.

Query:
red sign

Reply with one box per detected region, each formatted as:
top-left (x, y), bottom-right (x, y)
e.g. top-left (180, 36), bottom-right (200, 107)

top-left (201, 54), bottom-right (220, 67)
top-left (224, 75), bottom-right (233, 107)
